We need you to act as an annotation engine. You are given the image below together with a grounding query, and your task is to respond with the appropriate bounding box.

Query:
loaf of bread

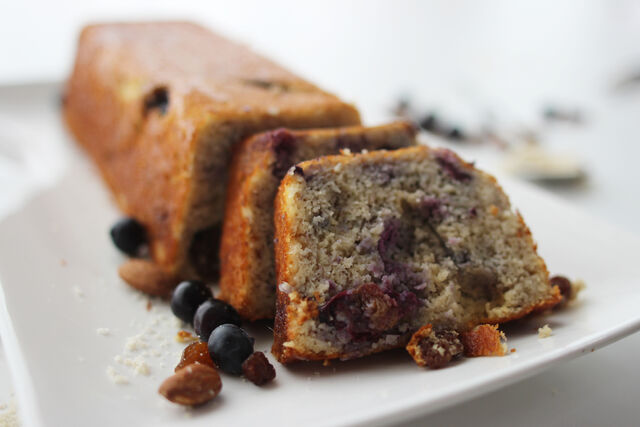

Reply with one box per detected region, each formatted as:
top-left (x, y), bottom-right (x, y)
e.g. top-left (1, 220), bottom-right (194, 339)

top-left (63, 22), bottom-right (360, 280)
top-left (219, 122), bottom-right (417, 320)
top-left (272, 146), bottom-right (561, 363)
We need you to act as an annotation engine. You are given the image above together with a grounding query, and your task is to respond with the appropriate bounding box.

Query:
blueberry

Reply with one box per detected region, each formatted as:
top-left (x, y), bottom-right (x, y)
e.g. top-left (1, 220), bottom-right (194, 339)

top-left (208, 324), bottom-right (254, 375)
top-left (446, 127), bottom-right (465, 141)
top-left (194, 299), bottom-right (242, 341)
top-left (419, 113), bottom-right (438, 132)
top-left (170, 281), bottom-right (212, 324)
top-left (110, 217), bottom-right (147, 256)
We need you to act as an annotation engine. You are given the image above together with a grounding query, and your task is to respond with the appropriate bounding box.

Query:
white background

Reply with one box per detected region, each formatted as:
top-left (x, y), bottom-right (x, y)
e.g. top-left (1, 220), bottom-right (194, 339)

top-left (1, 1), bottom-right (640, 425)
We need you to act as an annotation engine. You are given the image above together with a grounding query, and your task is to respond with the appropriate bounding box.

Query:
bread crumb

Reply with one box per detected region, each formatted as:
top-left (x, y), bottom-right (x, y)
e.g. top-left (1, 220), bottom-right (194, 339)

top-left (96, 328), bottom-right (111, 336)
top-left (460, 324), bottom-right (507, 357)
top-left (125, 334), bottom-right (148, 351)
top-left (538, 324), bottom-right (553, 338)
top-left (0, 397), bottom-right (19, 427)
top-left (175, 330), bottom-right (198, 343)
top-left (106, 366), bottom-right (129, 384)
top-left (73, 286), bottom-right (84, 299)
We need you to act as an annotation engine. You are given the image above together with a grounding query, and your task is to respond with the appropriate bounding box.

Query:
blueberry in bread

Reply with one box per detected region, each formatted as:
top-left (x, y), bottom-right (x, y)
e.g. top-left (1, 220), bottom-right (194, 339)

top-left (272, 146), bottom-right (561, 363)
top-left (218, 122), bottom-right (417, 320)
top-left (63, 22), bottom-right (360, 280)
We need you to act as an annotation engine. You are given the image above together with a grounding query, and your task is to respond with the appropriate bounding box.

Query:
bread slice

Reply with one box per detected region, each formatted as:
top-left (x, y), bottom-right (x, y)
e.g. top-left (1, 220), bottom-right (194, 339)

top-left (272, 146), bottom-right (561, 363)
top-left (63, 22), bottom-right (360, 280)
top-left (219, 122), bottom-right (417, 320)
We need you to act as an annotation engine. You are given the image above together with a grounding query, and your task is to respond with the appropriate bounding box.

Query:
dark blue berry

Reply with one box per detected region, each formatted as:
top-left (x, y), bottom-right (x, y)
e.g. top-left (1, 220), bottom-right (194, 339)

top-left (194, 299), bottom-right (242, 341)
top-left (419, 113), bottom-right (438, 132)
top-left (208, 324), bottom-right (254, 375)
top-left (170, 281), bottom-right (212, 324)
top-left (110, 217), bottom-right (147, 256)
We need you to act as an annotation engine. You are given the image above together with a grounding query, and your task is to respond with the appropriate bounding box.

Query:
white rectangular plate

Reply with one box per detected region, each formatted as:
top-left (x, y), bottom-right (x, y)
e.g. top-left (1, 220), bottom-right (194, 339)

top-left (1, 83), bottom-right (639, 427)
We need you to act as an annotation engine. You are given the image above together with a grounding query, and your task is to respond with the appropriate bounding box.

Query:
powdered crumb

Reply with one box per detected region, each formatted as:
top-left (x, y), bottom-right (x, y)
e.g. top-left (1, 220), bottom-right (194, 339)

top-left (538, 324), bottom-right (553, 338)
top-left (125, 334), bottom-right (148, 351)
top-left (106, 366), bottom-right (129, 384)
top-left (73, 286), bottom-right (84, 299)
top-left (0, 397), bottom-right (19, 427)
top-left (96, 328), bottom-right (111, 336)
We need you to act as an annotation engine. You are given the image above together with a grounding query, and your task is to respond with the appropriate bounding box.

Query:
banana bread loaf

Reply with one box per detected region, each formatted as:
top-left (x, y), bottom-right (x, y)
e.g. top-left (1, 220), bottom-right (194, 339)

top-left (272, 146), bottom-right (561, 363)
top-left (63, 22), bottom-right (360, 280)
top-left (219, 122), bottom-right (417, 320)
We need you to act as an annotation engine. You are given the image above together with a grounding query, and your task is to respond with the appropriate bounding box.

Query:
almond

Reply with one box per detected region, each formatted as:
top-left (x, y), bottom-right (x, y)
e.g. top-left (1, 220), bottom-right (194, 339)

top-left (159, 363), bottom-right (222, 406)
top-left (118, 259), bottom-right (178, 297)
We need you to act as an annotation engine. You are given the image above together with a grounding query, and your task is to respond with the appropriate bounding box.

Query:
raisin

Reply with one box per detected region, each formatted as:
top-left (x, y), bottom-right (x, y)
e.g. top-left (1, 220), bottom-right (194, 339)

top-left (550, 275), bottom-right (572, 299)
top-left (242, 352), bottom-right (276, 386)
top-left (175, 341), bottom-right (215, 372)
top-left (407, 325), bottom-right (464, 369)
top-left (319, 283), bottom-right (405, 340)
top-left (550, 275), bottom-right (572, 307)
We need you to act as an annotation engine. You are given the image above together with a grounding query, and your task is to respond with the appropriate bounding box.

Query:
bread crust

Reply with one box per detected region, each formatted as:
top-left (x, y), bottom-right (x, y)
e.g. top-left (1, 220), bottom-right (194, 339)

top-left (271, 146), bottom-right (562, 363)
top-left (63, 22), bottom-right (360, 279)
top-left (219, 122), bottom-right (417, 320)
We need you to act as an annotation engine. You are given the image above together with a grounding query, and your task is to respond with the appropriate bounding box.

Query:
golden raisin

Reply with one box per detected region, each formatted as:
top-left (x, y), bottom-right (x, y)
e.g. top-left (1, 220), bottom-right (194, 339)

top-left (175, 341), bottom-right (215, 372)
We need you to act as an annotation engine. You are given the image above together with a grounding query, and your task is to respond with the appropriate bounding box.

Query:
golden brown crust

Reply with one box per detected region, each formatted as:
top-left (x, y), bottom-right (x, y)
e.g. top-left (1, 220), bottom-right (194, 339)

top-left (63, 22), bottom-right (360, 279)
top-left (271, 146), bottom-right (562, 363)
top-left (219, 122), bottom-right (417, 320)
top-left (460, 324), bottom-right (507, 357)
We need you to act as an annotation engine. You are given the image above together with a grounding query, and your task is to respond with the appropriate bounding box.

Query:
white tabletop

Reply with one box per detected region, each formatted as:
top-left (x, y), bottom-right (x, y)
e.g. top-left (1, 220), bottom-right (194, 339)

top-left (1, 1), bottom-right (640, 425)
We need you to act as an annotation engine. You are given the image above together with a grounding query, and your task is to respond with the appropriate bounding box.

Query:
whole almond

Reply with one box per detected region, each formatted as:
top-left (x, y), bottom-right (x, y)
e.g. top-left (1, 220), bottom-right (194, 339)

top-left (118, 259), bottom-right (178, 297)
top-left (159, 363), bottom-right (222, 406)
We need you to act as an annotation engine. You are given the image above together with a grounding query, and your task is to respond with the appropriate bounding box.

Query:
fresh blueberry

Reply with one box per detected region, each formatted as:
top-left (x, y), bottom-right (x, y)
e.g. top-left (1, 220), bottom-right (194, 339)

top-left (419, 113), bottom-right (438, 132)
top-left (170, 281), bottom-right (212, 324)
top-left (109, 217), bottom-right (147, 256)
top-left (208, 324), bottom-right (254, 375)
top-left (446, 127), bottom-right (465, 141)
top-left (194, 299), bottom-right (242, 341)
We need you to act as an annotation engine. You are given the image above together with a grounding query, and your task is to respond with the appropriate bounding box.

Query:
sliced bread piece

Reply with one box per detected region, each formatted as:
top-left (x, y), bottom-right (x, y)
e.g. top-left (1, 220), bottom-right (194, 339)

top-left (219, 122), bottom-right (417, 320)
top-left (272, 146), bottom-right (561, 363)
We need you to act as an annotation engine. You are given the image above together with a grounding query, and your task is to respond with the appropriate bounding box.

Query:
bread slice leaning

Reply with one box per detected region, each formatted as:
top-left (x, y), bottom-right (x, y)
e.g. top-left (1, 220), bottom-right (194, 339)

top-left (219, 122), bottom-right (417, 320)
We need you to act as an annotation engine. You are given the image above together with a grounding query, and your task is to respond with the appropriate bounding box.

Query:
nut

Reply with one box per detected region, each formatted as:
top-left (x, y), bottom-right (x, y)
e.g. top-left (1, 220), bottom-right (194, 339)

top-left (159, 363), bottom-right (222, 406)
top-left (118, 259), bottom-right (178, 297)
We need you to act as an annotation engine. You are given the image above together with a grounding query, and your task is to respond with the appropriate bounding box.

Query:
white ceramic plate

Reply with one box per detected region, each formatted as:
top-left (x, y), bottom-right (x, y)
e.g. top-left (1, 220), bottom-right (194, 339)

top-left (1, 83), bottom-right (640, 427)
